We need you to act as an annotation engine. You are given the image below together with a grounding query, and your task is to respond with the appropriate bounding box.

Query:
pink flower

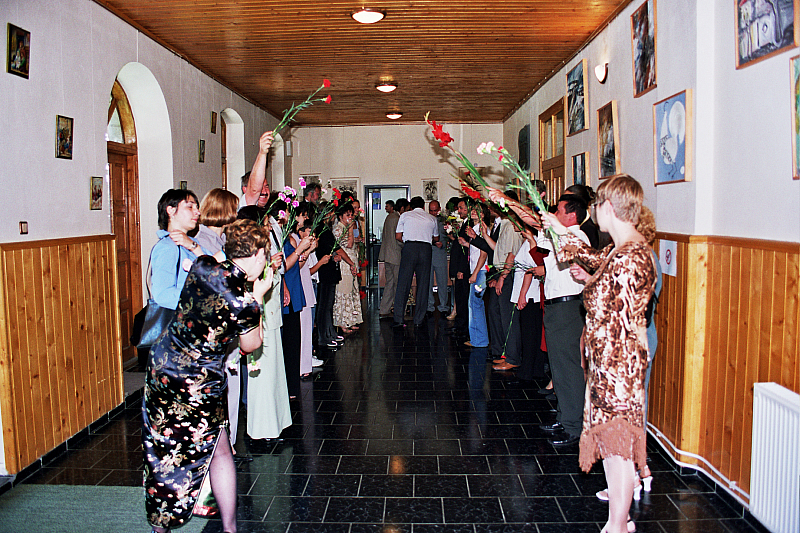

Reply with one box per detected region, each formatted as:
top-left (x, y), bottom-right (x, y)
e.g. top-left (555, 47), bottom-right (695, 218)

top-left (299, 177), bottom-right (307, 188)
top-left (292, 200), bottom-right (300, 208)
top-left (279, 210), bottom-right (287, 219)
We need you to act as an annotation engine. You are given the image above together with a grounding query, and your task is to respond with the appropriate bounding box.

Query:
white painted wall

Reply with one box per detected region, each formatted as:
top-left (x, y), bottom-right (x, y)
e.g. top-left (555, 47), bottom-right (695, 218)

top-left (289, 123), bottom-right (505, 202)
top-left (0, 0), bottom-right (276, 246)
top-left (504, 0), bottom-right (799, 242)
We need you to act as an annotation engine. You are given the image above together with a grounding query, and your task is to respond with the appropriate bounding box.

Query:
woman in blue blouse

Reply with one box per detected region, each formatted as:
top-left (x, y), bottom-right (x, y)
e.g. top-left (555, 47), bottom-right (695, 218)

top-left (150, 189), bottom-right (212, 310)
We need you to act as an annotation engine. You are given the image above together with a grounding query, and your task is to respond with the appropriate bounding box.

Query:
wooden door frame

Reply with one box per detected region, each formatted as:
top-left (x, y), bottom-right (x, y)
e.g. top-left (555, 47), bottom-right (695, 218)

top-left (539, 97), bottom-right (566, 205)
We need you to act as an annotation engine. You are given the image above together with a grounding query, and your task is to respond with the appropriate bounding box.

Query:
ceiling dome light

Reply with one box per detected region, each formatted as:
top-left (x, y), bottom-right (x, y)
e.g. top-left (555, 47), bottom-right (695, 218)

top-left (386, 111), bottom-right (403, 120)
top-left (351, 8), bottom-right (385, 24)
top-left (376, 82), bottom-right (397, 93)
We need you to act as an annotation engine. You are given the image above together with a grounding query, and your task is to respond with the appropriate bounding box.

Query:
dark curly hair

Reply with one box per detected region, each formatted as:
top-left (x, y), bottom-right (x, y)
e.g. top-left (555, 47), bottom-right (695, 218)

top-left (223, 219), bottom-right (269, 259)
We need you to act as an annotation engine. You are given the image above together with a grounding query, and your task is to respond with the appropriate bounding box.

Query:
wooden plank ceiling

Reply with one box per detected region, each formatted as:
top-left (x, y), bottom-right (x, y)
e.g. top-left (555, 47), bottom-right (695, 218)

top-left (94, 0), bottom-right (631, 126)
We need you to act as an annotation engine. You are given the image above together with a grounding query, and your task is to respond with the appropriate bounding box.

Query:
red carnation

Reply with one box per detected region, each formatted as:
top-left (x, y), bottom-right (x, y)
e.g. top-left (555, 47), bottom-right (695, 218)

top-left (461, 183), bottom-right (481, 200)
top-left (323, 79), bottom-right (331, 88)
top-left (324, 95), bottom-right (332, 104)
top-left (333, 188), bottom-right (342, 198)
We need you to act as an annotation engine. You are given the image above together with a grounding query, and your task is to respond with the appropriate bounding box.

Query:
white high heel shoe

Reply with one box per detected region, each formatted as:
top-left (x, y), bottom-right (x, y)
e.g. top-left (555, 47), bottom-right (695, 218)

top-left (595, 475), bottom-right (644, 501)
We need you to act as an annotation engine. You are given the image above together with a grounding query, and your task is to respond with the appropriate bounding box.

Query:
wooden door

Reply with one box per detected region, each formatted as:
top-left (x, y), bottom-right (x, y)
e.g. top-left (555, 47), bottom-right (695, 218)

top-left (108, 142), bottom-right (142, 364)
top-left (539, 98), bottom-right (566, 206)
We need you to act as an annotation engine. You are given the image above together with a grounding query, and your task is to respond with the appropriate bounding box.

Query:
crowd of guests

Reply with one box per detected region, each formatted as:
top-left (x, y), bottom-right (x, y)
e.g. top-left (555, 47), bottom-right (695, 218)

top-left (140, 127), bottom-right (662, 533)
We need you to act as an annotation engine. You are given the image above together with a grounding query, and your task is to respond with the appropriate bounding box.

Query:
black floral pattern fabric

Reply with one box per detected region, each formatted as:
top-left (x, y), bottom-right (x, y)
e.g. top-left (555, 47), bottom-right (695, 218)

top-left (142, 256), bottom-right (260, 528)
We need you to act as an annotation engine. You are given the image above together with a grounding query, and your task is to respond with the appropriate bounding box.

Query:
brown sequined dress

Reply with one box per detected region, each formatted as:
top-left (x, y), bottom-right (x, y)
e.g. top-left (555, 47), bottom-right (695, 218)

top-left (557, 233), bottom-right (656, 472)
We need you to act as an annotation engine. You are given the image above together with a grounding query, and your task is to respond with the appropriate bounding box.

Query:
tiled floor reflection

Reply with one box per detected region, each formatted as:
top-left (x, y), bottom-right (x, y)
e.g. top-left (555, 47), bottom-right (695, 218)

top-left (12, 292), bottom-right (770, 533)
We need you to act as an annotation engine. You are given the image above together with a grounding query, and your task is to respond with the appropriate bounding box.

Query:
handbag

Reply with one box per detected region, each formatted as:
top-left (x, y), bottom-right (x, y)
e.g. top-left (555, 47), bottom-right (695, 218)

top-left (131, 241), bottom-right (181, 349)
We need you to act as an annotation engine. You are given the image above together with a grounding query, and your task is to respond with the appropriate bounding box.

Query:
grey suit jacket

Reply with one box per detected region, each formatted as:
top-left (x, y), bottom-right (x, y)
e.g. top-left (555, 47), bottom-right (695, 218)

top-left (378, 211), bottom-right (402, 265)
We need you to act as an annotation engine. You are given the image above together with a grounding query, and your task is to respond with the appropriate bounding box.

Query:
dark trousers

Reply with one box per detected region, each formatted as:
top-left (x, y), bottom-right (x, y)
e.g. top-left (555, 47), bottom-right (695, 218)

top-left (281, 310), bottom-right (301, 398)
top-left (543, 298), bottom-right (586, 437)
top-left (453, 277), bottom-right (470, 333)
top-left (393, 242), bottom-right (432, 325)
top-left (498, 279), bottom-right (521, 365)
top-left (517, 301), bottom-right (546, 380)
top-left (485, 288), bottom-right (503, 357)
top-left (315, 281), bottom-right (337, 344)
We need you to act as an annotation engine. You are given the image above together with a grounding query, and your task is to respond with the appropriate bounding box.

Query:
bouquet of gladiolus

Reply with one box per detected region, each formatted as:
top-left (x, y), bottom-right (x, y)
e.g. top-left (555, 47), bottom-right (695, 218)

top-left (476, 142), bottom-right (558, 247)
top-left (272, 79), bottom-right (332, 136)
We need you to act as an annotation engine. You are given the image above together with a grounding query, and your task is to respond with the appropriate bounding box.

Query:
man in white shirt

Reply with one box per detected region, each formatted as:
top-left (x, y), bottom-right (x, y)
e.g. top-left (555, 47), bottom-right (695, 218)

top-left (536, 195), bottom-right (590, 447)
top-left (392, 196), bottom-right (439, 328)
top-left (239, 131), bottom-right (274, 209)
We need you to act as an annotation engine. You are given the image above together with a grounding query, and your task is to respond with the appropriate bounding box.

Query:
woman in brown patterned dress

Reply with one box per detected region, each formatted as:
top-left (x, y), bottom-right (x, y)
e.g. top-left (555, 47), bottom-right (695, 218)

top-left (543, 175), bottom-right (656, 533)
top-left (143, 220), bottom-right (273, 533)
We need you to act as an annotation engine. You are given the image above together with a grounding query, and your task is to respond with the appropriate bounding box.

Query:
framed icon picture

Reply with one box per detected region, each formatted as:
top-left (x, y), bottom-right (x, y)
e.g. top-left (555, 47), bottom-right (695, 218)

top-left (630, 0), bottom-right (657, 97)
top-left (566, 59), bottom-right (588, 135)
top-left (211, 111), bottom-right (217, 134)
top-left (7, 24), bottom-right (30, 79)
top-left (597, 101), bottom-right (621, 178)
top-left (572, 152), bottom-right (588, 185)
top-left (90, 177), bottom-right (103, 210)
top-left (198, 140), bottom-right (205, 163)
top-left (56, 115), bottom-right (74, 159)
top-left (653, 89), bottom-right (692, 185)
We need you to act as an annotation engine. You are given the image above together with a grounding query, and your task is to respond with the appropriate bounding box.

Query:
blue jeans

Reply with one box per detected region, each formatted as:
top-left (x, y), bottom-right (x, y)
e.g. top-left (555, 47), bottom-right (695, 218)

top-left (468, 270), bottom-right (489, 348)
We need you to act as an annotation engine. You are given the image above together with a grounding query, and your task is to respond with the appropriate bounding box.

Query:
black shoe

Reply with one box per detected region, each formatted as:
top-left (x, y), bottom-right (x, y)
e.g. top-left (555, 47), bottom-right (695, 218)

top-left (545, 393), bottom-right (557, 400)
top-left (392, 322), bottom-right (406, 329)
top-left (537, 387), bottom-right (554, 395)
top-left (539, 422), bottom-right (564, 432)
top-left (549, 433), bottom-right (580, 447)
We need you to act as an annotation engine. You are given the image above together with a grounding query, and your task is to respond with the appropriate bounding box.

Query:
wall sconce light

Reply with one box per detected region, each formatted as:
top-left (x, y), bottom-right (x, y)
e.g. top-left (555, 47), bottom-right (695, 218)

top-left (351, 8), bottom-right (385, 24)
top-left (376, 82), bottom-right (397, 93)
top-left (595, 63), bottom-right (608, 84)
top-left (285, 140), bottom-right (293, 157)
top-left (386, 111), bottom-right (403, 120)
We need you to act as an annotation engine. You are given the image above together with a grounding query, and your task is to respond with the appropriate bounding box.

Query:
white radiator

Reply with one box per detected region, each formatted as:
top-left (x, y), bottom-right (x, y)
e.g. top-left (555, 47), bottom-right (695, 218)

top-left (750, 382), bottom-right (800, 533)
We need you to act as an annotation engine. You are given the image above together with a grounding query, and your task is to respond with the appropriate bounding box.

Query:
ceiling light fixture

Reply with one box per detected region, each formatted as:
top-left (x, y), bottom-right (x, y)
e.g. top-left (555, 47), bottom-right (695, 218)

top-left (386, 111), bottom-right (403, 120)
top-left (351, 8), bottom-right (385, 24)
top-left (376, 82), bottom-right (397, 93)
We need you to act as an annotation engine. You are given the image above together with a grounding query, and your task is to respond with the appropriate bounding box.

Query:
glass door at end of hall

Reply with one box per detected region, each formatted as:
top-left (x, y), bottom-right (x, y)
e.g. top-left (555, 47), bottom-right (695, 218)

top-left (364, 185), bottom-right (409, 288)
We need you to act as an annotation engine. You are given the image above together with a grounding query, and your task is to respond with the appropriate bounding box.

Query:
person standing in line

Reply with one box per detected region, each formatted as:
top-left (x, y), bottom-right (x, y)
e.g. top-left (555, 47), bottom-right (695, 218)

top-left (464, 205), bottom-right (501, 355)
top-left (426, 200), bottom-right (450, 317)
top-left (445, 198), bottom-right (471, 338)
top-left (378, 199), bottom-right (403, 318)
top-left (536, 195), bottom-right (591, 447)
top-left (392, 196), bottom-right (439, 328)
top-left (239, 131), bottom-right (274, 209)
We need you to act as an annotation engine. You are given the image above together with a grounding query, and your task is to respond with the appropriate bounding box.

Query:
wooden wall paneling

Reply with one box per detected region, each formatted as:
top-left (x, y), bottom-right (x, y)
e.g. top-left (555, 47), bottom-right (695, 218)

top-left (85, 242), bottom-right (100, 418)
top-left (93, 241), bottom-right (108, 414)
top-left (30, 247), bottom-right (53, 454)
top-left (47, 247), bottom-right (67, 444)
top-left (108, 239), bottom-right (124, 405)
top-left (71, 243), bottom-right (90, 430)
top-left (40, 247), bottom-right (57, 447)
top-left (702, 243), bottom-right (726, 469)
top-left (55, 244), bottom-right (77, 441)
top-left (787, 252), bottom-right (799, 391)
top-left (0, 250), bottom-right (19, 473)
top-left (17, 249), bottom-right (40, 467)
top-left (767, 252), bottom-right (786, 383)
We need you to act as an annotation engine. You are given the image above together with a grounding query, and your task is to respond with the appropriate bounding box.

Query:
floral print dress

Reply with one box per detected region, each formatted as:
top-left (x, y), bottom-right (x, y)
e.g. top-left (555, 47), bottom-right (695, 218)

top-left (143, 257), bottom-right (261, 528)
top-left (556, 233), bottom-right (656, 472)
top-left (332, 220), bottom-right (362, 329)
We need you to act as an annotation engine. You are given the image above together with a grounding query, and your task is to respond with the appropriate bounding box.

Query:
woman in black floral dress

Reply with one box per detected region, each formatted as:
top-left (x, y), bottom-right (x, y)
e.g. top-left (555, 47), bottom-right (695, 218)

top-left (143, 219), bottom-right (273, 533)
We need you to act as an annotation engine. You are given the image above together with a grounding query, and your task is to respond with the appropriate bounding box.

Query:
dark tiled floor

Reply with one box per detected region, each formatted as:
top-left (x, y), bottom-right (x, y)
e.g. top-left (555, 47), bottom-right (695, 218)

top-left (7, 292), bottom-right (771, 532)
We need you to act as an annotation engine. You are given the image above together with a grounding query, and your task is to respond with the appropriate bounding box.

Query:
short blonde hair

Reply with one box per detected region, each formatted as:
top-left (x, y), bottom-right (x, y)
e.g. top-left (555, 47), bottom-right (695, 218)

top-left (636, 205), bottom-right (656, 245)
top-left (596, 174), bottom-right (643, 224)
top-left (200, 188), bottom-right (239, 228)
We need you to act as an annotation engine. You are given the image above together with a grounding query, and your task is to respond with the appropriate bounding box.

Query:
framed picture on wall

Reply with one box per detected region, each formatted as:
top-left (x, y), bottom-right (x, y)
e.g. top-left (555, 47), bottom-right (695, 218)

top-left (597, 101), bottom-right (621, 178)
top-left (422, 179), bottom-right (438, 202)
top-left (566, 59), bottom-right (588, 135)
top-left (180, 181), bottom-right (188, 190)
top-left (792, 55), bottom-right (800, 180)
top-left (572, 152), bottom-right (588, 185)
top-left (630, 0), bottom-right (657, 97)
top-left (56, 115), bottom-right (73, 159)
top-left (198, 140), bottom-right (205, 163)
top-left (6, 24), bottom-right (30, 79)
top-left (653, 89), bottom-right (692, 185)
top-left (211, 111), bottom-right (217, 134)
top-left (736, 0), bottom-right (798, 69)
top-left (330, 178), bottom-right (359, 199)
top-left (90, 177), bottom-right (103, 210)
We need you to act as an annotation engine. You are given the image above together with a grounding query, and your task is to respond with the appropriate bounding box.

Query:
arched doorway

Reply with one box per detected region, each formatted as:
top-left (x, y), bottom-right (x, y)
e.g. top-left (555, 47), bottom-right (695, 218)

top-left (112, 62), bottom-right (174, 366)
top-left (107, 80), bottom-right (141, 365)
top-left (220, 108), bottom-right (244, 195)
